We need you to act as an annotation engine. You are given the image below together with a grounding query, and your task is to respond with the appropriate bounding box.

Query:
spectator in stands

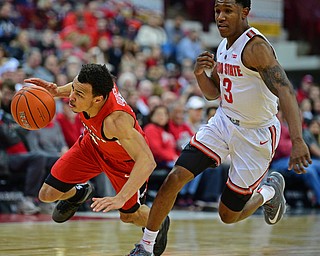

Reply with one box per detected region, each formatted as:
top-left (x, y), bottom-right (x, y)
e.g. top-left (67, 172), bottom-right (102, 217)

top-left (33, 54), bottom-right (60, 82)
top-left (169, 99), bottom-right (206, 208)
top-left (161, 91), bottom-right (178, 109)
top-left (135, 14), bottom-right (167, 50)
top-left (0, 2), bottom-right (18, 47)
top-left (34, 29), bottom-right (58, 59)
top-left (0, 45), bottom-right (20, 77)
top-left (136, 79), bottom-right (155, 116)
top-left (296, 74), bottom-right (314, 104)
top-left (107, 35), bottom-right (125, 76)
top-left (300, 98), bottom-right (314, 126)
top-left (25, 117), bottom-right (69, 158)
top-left (185, 95), bottom-right (206, 132)
top-left (303, 118), bottom-right (320, 159)
top-left (22, 48), bottom-right (43, 78)
top-left (144, 105), bottom-right (178, 170)
top-left (0, 86), bottom-right (54, 214)
top-left (163, 15), bottom-right (185, 62)
top-left (0, 79), bottom-right (16, 114)
top-left (168, 101), bottom-right (194, 155)
top-left (271, 110), bottom-right (320, 207)
top-left (312, 99), bottom-right (320, 120)
top-left (8, 29), bottom-right (31, 61)
top-left (176, 29), bottom-right (203, 65)
top-left (55, 98), bottom-right (84, 148)
top-left (126, 90), bottom-right (148, 129)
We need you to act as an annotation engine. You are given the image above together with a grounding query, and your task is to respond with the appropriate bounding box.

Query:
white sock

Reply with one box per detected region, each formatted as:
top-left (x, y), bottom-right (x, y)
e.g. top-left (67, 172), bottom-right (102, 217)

top-left (140, 228), bottom-right (159, 253)
top-left (258, 184), bottom-right (275, 205)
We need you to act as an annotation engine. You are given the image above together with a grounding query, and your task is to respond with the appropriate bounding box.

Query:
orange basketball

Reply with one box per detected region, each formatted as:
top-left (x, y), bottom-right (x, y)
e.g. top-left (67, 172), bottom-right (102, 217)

top-left (10, 85), bottom-right (56, 130)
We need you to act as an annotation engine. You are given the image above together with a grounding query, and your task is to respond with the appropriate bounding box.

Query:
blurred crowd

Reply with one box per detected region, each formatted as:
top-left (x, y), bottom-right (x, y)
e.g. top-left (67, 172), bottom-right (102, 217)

top-left (0, 1), bottom-right (319, 214)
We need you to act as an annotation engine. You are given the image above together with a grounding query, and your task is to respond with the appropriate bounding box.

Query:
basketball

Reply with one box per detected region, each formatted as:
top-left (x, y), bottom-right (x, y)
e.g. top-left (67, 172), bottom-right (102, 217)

top-left (10, 85), bottom-right (56, 130)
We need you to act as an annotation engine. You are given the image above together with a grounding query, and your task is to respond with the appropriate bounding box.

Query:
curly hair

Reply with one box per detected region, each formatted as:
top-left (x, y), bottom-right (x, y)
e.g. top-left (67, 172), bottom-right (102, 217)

top-left (78, 64), bottom-right (115, 98)
top-left (236, 0), bottom-right (251, 9)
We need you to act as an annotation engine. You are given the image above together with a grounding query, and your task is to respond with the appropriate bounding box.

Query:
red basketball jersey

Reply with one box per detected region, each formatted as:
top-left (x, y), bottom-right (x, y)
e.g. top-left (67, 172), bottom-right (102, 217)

top-left (79, 84), bottom-right (146, 160)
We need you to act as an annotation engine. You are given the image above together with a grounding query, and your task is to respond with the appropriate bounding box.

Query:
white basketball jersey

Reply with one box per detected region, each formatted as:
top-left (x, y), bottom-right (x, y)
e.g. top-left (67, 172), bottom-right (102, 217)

top-left (216, 27), bottom-right (278, 128)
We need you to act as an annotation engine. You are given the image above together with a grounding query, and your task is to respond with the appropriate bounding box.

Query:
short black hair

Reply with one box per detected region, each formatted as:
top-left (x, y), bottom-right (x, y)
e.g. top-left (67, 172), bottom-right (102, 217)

top-left (236, 0), bottom-right (251, 9)
top-left (78, 64), bottom-right (114, 98)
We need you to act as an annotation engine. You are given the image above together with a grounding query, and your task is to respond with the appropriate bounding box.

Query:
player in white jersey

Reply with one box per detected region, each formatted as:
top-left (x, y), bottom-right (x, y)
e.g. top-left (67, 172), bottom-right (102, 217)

top-left (128, 1), bottom-right (312, 255)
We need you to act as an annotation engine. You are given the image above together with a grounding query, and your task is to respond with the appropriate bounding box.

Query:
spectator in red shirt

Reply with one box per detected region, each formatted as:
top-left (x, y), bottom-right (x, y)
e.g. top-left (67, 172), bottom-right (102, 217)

top-left (168, 101), bottom-right (194, 155)
top-left (144, 105), bottom-right (178, 169)
top-left (56, 98), bottom-right (84, 148)
top-left (296, 74), bottom-right (314, 104)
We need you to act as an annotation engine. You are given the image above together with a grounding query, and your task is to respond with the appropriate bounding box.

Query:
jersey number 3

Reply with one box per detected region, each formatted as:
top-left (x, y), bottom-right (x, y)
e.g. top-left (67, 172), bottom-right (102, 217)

top-left (223, 78), bottom-right (233, 103)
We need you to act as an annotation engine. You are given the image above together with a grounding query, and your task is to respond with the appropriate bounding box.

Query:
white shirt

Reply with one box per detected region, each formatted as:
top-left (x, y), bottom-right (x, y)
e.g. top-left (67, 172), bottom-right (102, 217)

top-left (216, 27), bottom-right (278, 128)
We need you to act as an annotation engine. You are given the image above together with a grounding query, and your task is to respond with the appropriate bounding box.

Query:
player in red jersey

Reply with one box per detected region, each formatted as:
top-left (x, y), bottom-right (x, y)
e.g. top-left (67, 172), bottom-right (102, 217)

top-left (25, 64), bottom-right (169, 256)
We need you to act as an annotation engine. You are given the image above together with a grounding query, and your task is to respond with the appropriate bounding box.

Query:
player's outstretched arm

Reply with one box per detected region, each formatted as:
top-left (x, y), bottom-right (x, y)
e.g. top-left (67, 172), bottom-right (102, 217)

top-left (91, 111), bottom-right (156, 212)
top-left (243, 36), bottom-right (312, 174)
top-left (24, 78), bottom-right (72, 98)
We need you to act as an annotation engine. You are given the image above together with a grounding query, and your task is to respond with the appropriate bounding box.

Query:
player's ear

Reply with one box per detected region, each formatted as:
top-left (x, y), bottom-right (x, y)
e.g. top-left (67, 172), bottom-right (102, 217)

top-left (242, 7), bottom-right (250, 20)
top-left (94, 95), bottom-right (104, 104)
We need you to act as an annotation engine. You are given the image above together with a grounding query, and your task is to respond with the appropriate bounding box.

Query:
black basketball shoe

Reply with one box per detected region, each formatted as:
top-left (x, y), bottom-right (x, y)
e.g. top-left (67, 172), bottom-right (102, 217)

top-left (153, 215), bottom-right (170, 256)
top-left (52, 183), bottom-right (94, 223)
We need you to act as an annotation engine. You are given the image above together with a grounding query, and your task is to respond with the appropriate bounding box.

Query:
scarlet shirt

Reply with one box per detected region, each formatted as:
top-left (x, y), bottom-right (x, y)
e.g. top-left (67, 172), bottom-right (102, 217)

top-left (79, 84), bottom-right (147, 161)
top-left (56, 113), bottom-right (84, 148)
top-left (143, 123), bottom-right (177, 163)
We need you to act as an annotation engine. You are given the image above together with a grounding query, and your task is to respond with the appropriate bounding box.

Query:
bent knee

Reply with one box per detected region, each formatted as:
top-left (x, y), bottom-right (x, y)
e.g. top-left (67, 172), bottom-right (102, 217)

top-left (38, 184), bottom-right (61, 202)
top-left (120, 213), bottom-right (134, 224)
top-left (165, 167), bottom-right (194, 188)
top-left (219, 211), bottom-right (239, 224)
top-left (218, 202), bottom-right (240, 224)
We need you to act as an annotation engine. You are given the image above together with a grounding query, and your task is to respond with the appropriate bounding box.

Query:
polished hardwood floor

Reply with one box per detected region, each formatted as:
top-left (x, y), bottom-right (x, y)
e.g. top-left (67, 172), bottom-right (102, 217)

top-left (0, 209), bottom-right (320, 256)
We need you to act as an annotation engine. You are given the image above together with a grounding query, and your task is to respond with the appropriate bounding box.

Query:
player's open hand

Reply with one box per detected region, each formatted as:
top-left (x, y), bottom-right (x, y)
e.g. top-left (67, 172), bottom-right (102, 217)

top-left (24, 78), bottom-right (59, 97)
top-left (91, 196), bottom-right (125, 213)
top-left (194, 51), bottom-right (215, 76)
top-left (288, 140), bottom-right (312, 174)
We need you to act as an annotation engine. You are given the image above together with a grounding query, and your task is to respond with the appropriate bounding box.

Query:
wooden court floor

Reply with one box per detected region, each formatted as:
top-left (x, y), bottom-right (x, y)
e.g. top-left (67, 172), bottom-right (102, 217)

top-left (0, 209), bottom-right (320, 256)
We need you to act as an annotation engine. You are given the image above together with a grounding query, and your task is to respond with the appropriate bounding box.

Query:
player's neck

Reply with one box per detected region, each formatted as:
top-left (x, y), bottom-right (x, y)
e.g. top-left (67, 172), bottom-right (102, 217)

top-left (226, 24), bottom-right (251, 49)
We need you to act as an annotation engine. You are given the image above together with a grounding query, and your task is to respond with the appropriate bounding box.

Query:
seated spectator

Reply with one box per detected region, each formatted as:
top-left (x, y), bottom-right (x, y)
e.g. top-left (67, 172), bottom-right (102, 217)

top-left (0, 2), bottom-right (18, 47)
top-left (185, 95), bottom-right (206, 133)
top-left (0, 45), bottom-right (20, 77)
top-left (303, 118), bottom-right (320, 159)
top-left (176, 29), bottom-right (203, 65)
top-left (144, 105), bottom-right (178, 169)
top-left (296, 74), bottom-right (314, 104)
top-left (168, 101), bottom-right (193, 154)
top-left (135, 14), bottom-right (167, 50)
top-left (55, 98), bottom-right (84, 148)
top-left (270, 110), bottom-right (320, 207)
top-left (0, 80), bottom-right (59, 214)
top-left (0, 106), bottom-right (53, 214)
top-left (25, 117), bottom-right (69, 158)
top-left (169, 99), bottom-right (206, 208)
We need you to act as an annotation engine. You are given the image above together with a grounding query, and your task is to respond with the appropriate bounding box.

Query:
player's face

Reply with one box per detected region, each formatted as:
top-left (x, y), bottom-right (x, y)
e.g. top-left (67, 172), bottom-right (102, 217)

top-left (214, 0), bottom-right (246, 38)
top-left (68, 77), bottom-right (99, 114)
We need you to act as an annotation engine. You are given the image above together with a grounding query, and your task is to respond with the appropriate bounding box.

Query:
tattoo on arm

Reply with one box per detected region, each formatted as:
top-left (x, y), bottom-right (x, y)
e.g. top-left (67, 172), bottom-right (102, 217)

top-left (259, 65), bottom-right (295, 96)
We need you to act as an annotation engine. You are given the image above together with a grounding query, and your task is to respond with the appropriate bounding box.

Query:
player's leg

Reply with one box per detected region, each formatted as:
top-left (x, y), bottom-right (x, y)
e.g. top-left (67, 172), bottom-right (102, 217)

top-left (219, 121), bottom-right (285, 225)
top-left (127, 144), bottom-right (217, 256)
top-left (43, 174), bottom-right (95, 223)
top-left (39, 136), bottom-right (101, 222)
top-left (218, 185), bottom-right (261, 223)
top-left (118, 183), bottom-right (170, 256)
